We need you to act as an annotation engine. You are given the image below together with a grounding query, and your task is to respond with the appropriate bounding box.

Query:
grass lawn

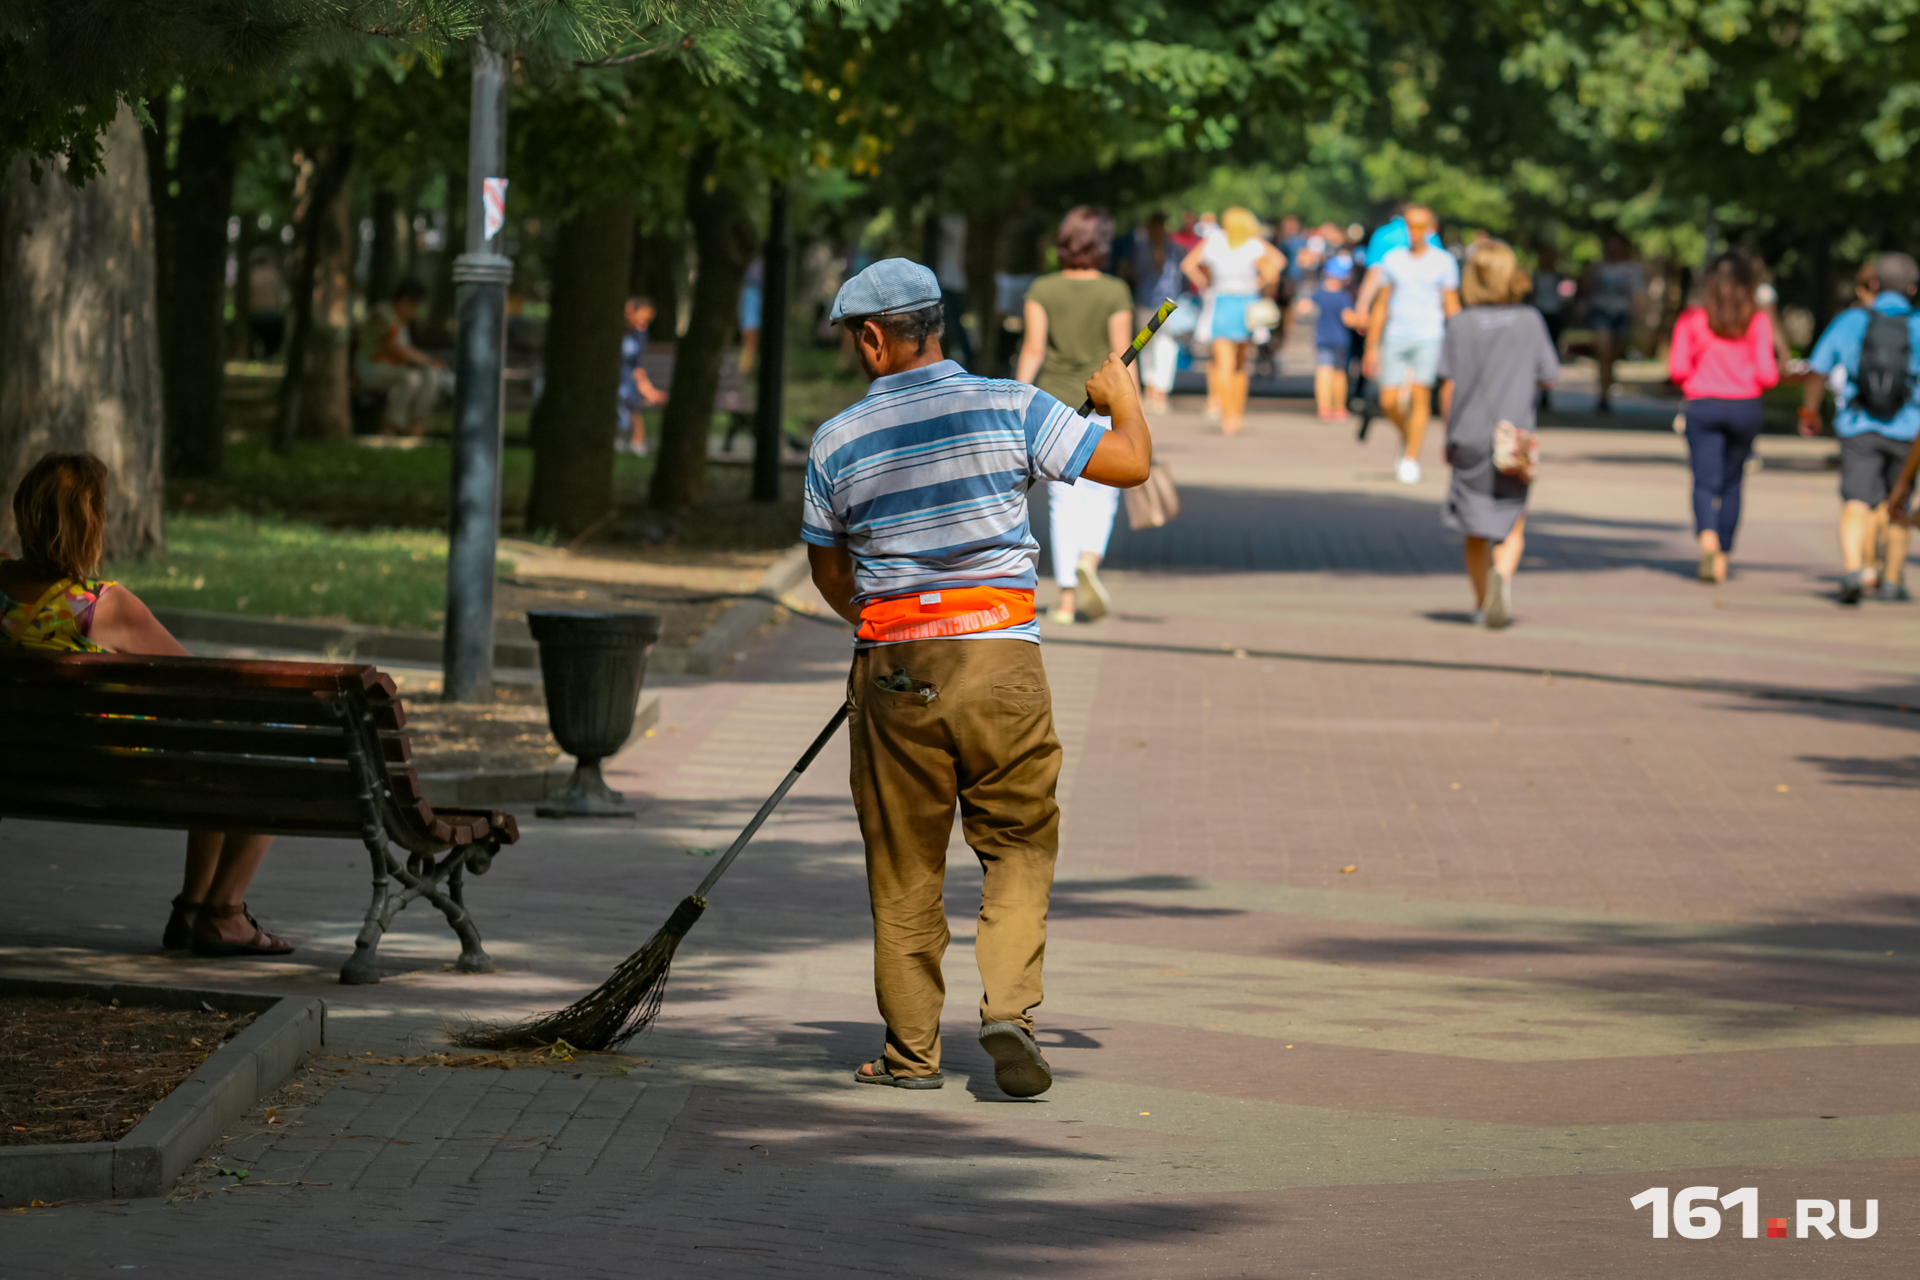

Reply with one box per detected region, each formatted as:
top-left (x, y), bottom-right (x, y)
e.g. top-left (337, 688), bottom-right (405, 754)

top-left (109, 512), bottom-right (495, 631)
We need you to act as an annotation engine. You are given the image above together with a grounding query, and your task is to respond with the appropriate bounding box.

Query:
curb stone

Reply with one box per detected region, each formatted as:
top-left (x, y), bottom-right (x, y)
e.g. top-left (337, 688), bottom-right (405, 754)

top-left (0, 977), bottom-right (325, 1206)
top-left (680, 543), bottom-right (813, 676)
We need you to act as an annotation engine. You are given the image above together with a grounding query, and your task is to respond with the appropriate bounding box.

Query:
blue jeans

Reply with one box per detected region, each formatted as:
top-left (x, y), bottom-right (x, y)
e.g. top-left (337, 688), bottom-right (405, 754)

top-left (1684, 398), bottom-right (1764, 551)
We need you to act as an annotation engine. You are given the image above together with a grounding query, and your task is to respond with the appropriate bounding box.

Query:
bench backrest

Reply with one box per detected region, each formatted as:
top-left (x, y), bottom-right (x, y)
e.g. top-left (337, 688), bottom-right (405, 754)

top-left (0, 651), bottom-right (412, 838)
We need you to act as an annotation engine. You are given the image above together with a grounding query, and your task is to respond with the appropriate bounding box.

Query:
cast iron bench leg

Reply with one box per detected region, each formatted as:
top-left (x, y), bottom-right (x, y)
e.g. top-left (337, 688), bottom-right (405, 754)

top-left (435, 848), bottom-right (495, 974)
top-left (340, 832), bottom-right (397, 985)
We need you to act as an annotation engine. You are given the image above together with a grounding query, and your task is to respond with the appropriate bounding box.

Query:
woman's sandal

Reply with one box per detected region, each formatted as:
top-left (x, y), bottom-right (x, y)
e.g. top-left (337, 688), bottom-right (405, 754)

top-left (853, 1058), bottom-right (943, 1089)
top-left (189, 903), bottom-right (296, 958)
top-left (162, 895), bottom-right (200, 950)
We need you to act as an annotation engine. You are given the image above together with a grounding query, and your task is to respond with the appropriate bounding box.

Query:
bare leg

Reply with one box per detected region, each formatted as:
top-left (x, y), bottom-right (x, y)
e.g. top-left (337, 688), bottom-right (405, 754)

top-left (1403, 384), bottom-right (1434, 461)
top-left (1379, 385), bottom-right (1407, 439)
top-left (1886, 509), bottom-right (1912, 585)
top-left (1699, 529), bottom-right (1727, 584)
top-left (1597, 331), bottom-right (1617, 409)
top-left (1052, 586), bottom-right (1076, 621)
top-left (738, 328), bottom-right (760, 375)
top-left (1464, 537), bottom-right (1491, 609)
top-left (1314, 367), bottom-right (1334, 416)
top-left (1493, 514), bottom-right (1527, 580)
top-left (201, 833), bottom-right (277, 944)
top-left (1330, 370), bottom-right (1348, 417)
top-left (181, 830), bottom-right (224, 902)
top-left (1223, 342), bottom-right (1251, 434)
top-left (1209, 339), bottom-right (1235, 421)
top-left (1840, 500), bottom-right (1878, 582)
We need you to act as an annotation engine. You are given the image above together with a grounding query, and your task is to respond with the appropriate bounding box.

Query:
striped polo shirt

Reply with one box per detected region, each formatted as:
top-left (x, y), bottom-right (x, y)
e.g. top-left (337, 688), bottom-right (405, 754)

top-left (803, 359), bottom-right (1104, 646)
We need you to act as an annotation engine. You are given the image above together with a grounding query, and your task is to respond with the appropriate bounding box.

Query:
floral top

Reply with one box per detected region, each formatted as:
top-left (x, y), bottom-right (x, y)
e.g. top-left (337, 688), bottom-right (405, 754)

top-left (0, 554), bottom-right (117, 652)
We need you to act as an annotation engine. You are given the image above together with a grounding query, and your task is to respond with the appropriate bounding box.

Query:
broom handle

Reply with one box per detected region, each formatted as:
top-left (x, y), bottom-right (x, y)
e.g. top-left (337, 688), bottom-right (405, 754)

top-left (694, 703), bottom-right (851, 900)
top-left (1076, 298), bottom-right (1178, 417)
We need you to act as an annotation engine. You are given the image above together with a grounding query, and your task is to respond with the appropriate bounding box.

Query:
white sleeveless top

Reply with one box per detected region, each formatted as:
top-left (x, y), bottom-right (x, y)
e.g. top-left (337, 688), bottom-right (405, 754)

top-left (1202, 237), bottom-right (1268, 296)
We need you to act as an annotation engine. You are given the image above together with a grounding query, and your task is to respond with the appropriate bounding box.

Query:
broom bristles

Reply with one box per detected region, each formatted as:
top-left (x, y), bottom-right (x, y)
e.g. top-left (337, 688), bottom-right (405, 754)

top-left (452, 895), bottom-right (707, 1052)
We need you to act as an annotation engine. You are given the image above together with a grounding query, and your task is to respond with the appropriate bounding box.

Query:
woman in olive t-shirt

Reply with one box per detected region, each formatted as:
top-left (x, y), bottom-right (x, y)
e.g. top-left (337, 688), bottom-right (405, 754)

top-left (1016, 206), bottom-right (1135, 624)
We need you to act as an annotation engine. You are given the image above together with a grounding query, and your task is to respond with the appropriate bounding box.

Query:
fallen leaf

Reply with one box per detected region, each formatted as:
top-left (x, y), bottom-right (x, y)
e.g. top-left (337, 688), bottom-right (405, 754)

top-left (1339, 865), bottom-right (1358, 874)
top-left (263, 1108), bottom-right (280, 1124)
top-left (1775, 784), bottom-right (1790, 792)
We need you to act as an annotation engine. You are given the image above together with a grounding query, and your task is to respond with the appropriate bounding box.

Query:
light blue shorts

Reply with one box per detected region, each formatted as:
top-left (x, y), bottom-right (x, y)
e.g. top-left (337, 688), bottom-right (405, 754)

top-left (1210, 293), bottom-right (1256, 343)
top-left (1380, 335), bottom-right (1442, 388)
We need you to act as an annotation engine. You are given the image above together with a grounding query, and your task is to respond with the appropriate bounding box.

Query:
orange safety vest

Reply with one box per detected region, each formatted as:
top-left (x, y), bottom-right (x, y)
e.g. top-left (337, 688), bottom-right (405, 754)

top-left (856, 585), bottom-right (1035, 644)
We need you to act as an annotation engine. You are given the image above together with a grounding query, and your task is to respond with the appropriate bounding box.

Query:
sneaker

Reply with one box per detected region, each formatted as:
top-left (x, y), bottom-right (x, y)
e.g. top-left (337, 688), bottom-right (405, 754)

top-left (1049, 606), bottom-right (1075, 625)
top-left (1839, 571), bottom-right (1866, 605)
top-left (1396, 456), bottom-right (1421, 485)
top-left (1075, 561), bottom-right (1111, 620)
top-left (1881, 580), bottom-right (1912, 602)
top-left (1483, 571), bottom-right (1511, 629)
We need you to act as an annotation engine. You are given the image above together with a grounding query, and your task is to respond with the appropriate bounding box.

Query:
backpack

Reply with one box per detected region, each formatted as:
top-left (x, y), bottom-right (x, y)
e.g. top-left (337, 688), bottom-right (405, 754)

top-left (1855, 311), bottom-right (1913, 422)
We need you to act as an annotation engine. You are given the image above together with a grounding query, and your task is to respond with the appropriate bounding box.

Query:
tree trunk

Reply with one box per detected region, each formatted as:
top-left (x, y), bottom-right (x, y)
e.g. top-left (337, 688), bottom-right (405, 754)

top-left (649, 145), bottom-right (757, 510)
top-left (229, 217), bottom-right (255, 360)
top-left (0, 104), bottom-right (165, 561)
top-left (966, 200), bottom-right (1005, 375)
top-left (273, 141), bottom-right (354, 449)
top-left (632, 227), bottom-right (682, 343)
top-left (146, 109), bottom-right (239, 478)
top-left (526, 198), bottom-right (636, 537)
top-left (368, 186), bottom-right (405, 303)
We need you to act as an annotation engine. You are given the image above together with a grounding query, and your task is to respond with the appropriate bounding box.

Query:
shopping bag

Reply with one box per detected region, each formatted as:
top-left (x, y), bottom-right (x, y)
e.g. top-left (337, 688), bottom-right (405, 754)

top-left (1125, 463), bottom-right (1181, 530)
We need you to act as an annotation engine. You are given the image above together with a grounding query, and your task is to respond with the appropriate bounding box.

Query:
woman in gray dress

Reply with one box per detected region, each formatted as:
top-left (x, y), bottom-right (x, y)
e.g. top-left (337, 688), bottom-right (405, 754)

top-left (1437, 239), bottom-right (1560, 628)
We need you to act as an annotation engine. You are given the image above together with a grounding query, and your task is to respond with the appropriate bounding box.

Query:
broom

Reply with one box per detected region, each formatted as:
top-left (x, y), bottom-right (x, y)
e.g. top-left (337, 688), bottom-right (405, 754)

top-left (454, 704), bottom-right (850, 1051)
top-left (1076, 297), bottom-right (1178, 416)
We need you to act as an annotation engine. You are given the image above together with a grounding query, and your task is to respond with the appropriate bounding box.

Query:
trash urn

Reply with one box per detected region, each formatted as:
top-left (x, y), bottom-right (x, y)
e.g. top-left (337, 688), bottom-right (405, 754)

top-left (527, 610), bottom-right (662, 818)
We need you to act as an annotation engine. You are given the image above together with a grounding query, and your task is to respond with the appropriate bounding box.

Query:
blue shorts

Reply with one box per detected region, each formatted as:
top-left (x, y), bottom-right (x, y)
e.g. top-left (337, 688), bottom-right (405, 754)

top-left (1210, 293), bottom-right (1256, 343)
top-left (1379, 335), bottom-right (1442, 388)
top-left (739, 284), bottom-right (763, 332)
top-left (1315, 345), bottom-right (1347, 368)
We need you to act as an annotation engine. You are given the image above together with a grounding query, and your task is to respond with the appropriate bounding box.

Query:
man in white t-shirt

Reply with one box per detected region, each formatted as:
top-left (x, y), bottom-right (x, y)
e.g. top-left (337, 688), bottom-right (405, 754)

top-left (1361, 207), bottom-right (1460, 484)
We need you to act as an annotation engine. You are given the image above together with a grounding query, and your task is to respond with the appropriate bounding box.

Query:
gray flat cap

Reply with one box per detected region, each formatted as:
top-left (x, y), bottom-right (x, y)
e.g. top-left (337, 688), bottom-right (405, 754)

top-left (830, 257), bottom-right (943, 323)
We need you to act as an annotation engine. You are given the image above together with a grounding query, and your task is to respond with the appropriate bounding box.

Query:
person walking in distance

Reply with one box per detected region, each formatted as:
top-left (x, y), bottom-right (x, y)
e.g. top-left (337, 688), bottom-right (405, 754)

top-left (1180, 206), bottom-right (1285, 436)
top-left (1667, 249), bottom-right (1779, 585)
top-left (1304, 259), bottom-right (1358, 419)
top-left (1128, 212), bottom-right (1183, 412)
top-left (1801, 251), bottom-right (1920, 603)
top-left (1586, 233), bottom-right (1644, 413)
top-left (1437, 240), bottom-right (1558, 629)
top-left (1017, 206), bottom-right (1135, 623)
top-left (805, 258), bottom-right (1155, 1096)
top-left (616, 296), bottom-right (668, 455)
top-left (1529, 244), bottom-right (1574, 411)
top-left (1363, 206), bottom-right (1461, 483)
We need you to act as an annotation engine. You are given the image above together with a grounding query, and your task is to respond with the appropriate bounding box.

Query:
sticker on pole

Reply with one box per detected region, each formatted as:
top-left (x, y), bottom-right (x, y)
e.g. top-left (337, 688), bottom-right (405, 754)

top-left (483, 178), bottom-right (509, 242)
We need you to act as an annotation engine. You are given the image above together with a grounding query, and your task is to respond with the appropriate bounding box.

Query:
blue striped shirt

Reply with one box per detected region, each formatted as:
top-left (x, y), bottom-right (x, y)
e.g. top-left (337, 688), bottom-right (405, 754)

top-left (803, 360), bottom-right (1103, 645)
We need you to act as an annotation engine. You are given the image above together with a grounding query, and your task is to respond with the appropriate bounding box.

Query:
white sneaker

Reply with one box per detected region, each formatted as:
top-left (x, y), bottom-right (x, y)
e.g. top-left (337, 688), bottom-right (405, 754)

top-left (1396, 456), bottom-right (1421, 485)
top-left (1484, 571), bottom-right (1511, 629)
top-left (1075, 561), bottom-right (1111, 620)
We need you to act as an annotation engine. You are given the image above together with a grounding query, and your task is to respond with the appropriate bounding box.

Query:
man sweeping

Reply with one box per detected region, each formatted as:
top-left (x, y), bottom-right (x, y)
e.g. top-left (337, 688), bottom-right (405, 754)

top-left (805, 258), bottom-right (1154, 1097)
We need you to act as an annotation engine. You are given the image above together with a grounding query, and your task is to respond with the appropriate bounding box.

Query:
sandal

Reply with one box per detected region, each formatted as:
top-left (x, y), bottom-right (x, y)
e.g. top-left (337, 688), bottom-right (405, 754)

top-left (189, 903), bottom-right (295, 958)
top-left (162, 895), bottom-right (200, 950)
top-left (853, 1058), bottom-right (943, 1089)
top-left (979, 1022), bottom-right (1053, 1097)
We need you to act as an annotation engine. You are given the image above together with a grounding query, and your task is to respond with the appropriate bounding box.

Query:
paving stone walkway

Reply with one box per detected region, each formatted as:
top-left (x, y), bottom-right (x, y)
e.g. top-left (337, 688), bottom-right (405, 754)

top-left (2, 401), bottom-right (1915, 1277)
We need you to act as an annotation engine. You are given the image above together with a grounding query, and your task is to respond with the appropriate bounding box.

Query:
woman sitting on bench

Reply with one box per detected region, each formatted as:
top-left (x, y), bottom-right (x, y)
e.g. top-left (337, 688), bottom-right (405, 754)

top-left (0, 452), bottom-right (294, 958)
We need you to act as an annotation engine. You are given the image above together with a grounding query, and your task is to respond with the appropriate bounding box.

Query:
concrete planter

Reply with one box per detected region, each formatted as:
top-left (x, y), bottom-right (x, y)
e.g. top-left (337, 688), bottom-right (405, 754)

top-left (0, 978), bottom-right (324, 1206)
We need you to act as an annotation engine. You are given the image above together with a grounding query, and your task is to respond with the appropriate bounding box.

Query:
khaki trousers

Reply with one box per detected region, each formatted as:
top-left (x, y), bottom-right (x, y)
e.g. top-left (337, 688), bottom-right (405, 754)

top-left (847, 638), bottom-right (1062, 1078)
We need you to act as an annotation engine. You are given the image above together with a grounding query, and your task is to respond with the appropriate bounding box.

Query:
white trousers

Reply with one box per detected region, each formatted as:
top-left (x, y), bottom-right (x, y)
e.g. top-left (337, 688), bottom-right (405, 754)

top-left (358, 363), bottom-right (446, 429)
top-left (1048, 474), bottom-right (1119, 588)
top-left (1137, 309), bottom-right (1179, 394)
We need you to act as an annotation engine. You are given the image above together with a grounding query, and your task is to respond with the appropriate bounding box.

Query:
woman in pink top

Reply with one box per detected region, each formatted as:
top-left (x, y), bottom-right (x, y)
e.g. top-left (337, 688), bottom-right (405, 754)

top-left (1668, 249), bottom-right (1778, 584)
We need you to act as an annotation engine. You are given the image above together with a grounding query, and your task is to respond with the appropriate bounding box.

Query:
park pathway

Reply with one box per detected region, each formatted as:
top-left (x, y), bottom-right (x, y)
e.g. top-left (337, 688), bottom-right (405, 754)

top-left (1, 398), bottom-right (1915, 1277)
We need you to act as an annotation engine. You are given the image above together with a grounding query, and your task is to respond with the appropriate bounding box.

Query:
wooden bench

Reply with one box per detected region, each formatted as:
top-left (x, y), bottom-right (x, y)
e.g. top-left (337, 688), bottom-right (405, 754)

top-left (0, 651), bottom-right (518, 985)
